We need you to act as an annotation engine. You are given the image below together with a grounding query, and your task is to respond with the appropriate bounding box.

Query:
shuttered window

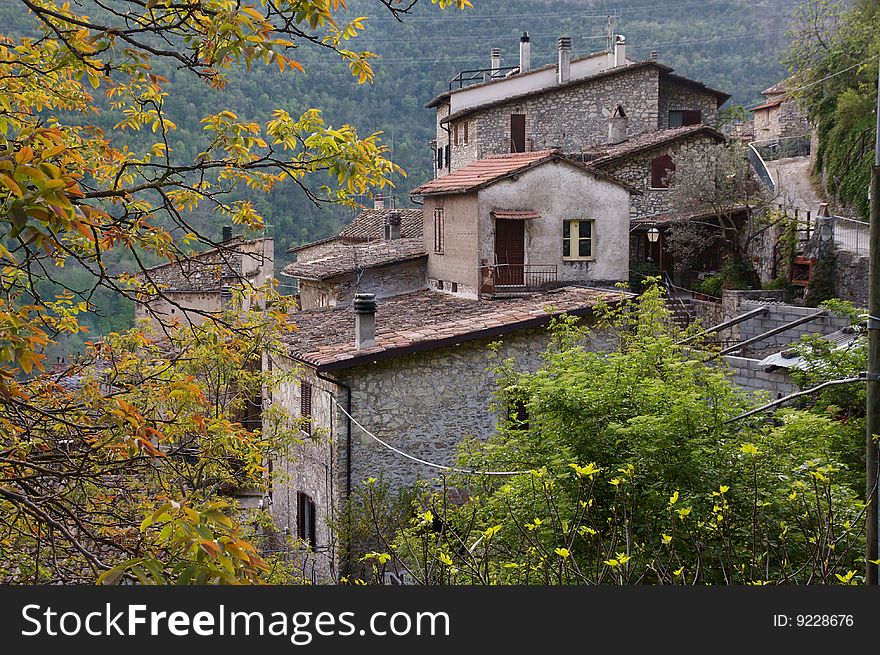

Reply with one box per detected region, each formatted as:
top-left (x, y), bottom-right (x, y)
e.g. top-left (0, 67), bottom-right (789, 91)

top-left (453, 124), bottom-right (459, 146)
top-left (669, 109), bottom-right (702, 127)
top-left (300, 379), bottom-right (312, 436)
top-left (444, 144), bottom-right (450, 169)
top-left (463, 121), bottom-right (469, 145)
top-left (433, 208), bottom-right (445, 254)
top-left (650, 154), bottom-right (675, 189)
top-left (563, 220), bottom-right (593, 260)
top-left (296, 492), bottom-right (317, 549)
top-left (510, 114), bottom-right (526, 153)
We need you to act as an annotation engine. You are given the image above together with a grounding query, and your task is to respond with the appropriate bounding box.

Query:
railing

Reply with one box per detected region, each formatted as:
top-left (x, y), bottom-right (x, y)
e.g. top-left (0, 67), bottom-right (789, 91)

top-left (750, 135), bottom-right (812, 162)
top-left (747, 142), bottom-right (776, 194)
top-left (833, 215), bottom-right (870, 256)
top-left (449, 66), bottom-right (517, 90)
top-left (479, 264), bottom-right (558, 295)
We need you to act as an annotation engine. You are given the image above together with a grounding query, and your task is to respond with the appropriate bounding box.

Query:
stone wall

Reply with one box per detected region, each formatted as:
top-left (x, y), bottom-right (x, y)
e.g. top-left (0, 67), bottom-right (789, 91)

top-left (658, 79), bottom-right (719, 129)
top-left (451, 67), bottom-right (661, 170)
top-left (601, 134), bottom-right (720, 218)
top-left (734, 298), bottom-right (850, 354)
top-left (833, 249), bottom-right (869, 308)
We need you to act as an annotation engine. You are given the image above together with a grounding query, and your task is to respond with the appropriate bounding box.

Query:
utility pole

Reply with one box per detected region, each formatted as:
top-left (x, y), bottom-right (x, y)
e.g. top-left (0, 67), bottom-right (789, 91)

top-left (867, 62), bottom-right (880, 585)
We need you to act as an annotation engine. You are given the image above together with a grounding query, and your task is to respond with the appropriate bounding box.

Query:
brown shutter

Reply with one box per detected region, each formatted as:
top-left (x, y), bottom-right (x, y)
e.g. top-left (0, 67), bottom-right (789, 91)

top-left (510, 114), bottom-right (526, 153)
top-left (300, 379), bottom-right (312, 434)
top-left (651, 155), bottom-right (675, 189)
top-left (683, 110), bottom-right (702, 125)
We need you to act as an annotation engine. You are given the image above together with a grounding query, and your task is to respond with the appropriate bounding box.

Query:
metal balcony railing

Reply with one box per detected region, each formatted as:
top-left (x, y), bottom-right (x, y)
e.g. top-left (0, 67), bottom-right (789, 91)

top-left (449, 66), bottom-right (517, 90)
top-left (479, 264), bottom-right (558, 295)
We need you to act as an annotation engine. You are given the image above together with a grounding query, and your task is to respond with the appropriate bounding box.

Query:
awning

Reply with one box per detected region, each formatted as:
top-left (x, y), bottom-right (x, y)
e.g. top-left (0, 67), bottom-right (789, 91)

top-left (492, 209), bottom-right (541, 220)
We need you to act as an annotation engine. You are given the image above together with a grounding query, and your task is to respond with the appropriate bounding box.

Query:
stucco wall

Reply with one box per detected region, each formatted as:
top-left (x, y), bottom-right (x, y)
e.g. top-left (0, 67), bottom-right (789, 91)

top-left (657, 79), bottom-right (719, 129)
top-left (423, 194), bottom-right (482, 296)
top-left (476, 161), bottom-right (631, 284)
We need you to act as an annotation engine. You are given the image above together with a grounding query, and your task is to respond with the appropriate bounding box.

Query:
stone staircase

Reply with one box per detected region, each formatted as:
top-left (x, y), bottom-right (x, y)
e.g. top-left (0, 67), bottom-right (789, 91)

top-left (664, 288), bottom-right (694, 329)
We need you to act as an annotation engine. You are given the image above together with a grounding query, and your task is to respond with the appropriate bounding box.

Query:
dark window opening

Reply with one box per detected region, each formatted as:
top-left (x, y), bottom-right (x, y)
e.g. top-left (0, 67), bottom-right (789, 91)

top-left (510, 114), bottom-right (526, 153)
top-left (463, 122), bottom-right (469, 145)
top-left (508, 393), bottom-right (529, 431)
top-left (296, 492), bottom-right (317, 549)
top-left (300, 379), bottom-right (312, 436)
top-left (444, 144), bottom-right (450, 169)
top-left (451, 282), bottom-right (458, 293)
top-left (650, 154), bottom-right (676, 189)
top-left (453, 124), bottom-right (459, 146)
top-left (436, 146), bottom-right (443, 171)
top-left (669, 109), bottom-right (702, 127)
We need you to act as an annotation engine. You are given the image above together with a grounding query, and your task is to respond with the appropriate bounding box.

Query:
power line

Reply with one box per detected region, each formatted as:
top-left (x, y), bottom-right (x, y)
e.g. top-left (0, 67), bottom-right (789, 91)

top-left (333, 398), bottom-right (532, 476)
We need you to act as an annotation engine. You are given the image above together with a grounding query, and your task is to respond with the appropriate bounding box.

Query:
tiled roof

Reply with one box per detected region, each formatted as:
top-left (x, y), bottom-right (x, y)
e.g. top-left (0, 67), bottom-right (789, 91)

top-left (750, 96), bottom-right (786, 112)
top-left (338, 208), bottom-right (424, 241)
top-left (762, 82), bottom-right (787, 96)
top-left (289, 208), bottom-right (423, 254)
top-left (410, 150), bottom-right (638, 196)
top-left (282, 286), bottom-right (627, 371)
top-left (492, 209), bottom-right (541, 220)
top-left (580, 125), bottom-right (726, 167)
top-left (282, 238), bottom-right (426, 281)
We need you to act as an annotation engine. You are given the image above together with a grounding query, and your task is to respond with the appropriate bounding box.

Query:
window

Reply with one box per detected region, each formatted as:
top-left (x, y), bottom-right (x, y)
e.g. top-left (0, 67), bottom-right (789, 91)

top-left (300, 379), bottom-right (312, 436)
top-left (507, 392), bottom-right (529, 431)
top-left (453, 124), bottom-right (459, 146)
top-left (433, 208), bottom-right (445, 254)
top-left (650, 154), bottom-right (676, 189)
top-left (510, 113), bottom-right (526, 153)
top-left (669, 109), bottom-right (702, 127)
top-left (444, 144), bottom-right (450, 169)
top-left (463, 121), bottom-right (469, 145)
top-left (563, 219), bottom-right (593, 260)
top-left (436, 146), bottom-right (444, 171)
top-left (296, 492), bottom-right (317, 549)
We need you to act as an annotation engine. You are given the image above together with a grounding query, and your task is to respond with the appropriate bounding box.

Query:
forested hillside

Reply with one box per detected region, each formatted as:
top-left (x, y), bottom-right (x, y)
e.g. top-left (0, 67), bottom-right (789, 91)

top-left (0, 0), bottom-right (802, 347)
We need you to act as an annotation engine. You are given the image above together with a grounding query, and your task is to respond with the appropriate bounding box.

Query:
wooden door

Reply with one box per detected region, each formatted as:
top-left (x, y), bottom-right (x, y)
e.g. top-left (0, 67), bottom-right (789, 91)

top-left (510, 114), bottom-right (526, 153)
top-left (495, 219), bottom-right (525, 286)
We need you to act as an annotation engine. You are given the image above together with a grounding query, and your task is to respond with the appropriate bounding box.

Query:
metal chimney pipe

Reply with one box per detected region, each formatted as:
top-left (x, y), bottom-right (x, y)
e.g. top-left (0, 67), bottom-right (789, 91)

top-left (385, 210), bottom-right (402, 241)
top-left (557, 37), bottom-right (571, 84)
top-left (614, 34), bottom-right (627, 67)
top-left (490, 48), bottom-right (501, 79)
top-left (354, 293), bottom-right (377, 350)
top-left (519, 32), bottom-right (531, 73)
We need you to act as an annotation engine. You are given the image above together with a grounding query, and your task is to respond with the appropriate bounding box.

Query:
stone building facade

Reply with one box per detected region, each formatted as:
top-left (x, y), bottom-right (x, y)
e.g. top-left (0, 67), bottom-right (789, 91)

top-left (751, 82), bottom-right (811, 143)
top-left (268, 286), bottom-right (624, 581)
top-left (134, 237), bottom-right (274, 333)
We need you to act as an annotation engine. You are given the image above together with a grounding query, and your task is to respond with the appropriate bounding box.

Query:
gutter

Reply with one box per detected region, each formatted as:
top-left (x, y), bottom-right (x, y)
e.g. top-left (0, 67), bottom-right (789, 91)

top-left (315, 369), bottom-right (353, 577)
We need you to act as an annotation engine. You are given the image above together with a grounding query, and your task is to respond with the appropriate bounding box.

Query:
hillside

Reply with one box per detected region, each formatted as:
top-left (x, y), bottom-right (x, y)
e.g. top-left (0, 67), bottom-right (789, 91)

top-left (0, 0), bottom-right (803, 347)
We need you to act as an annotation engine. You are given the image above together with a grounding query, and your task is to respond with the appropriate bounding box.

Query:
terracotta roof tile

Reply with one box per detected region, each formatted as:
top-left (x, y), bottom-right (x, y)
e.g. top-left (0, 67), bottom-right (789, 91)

top-left (578, 125), bottom-right (726, 167)
top-left (282, 238), bottom-right (426, 281)
top-left (338, 208), bottom-right (424, 241)
top-left (282, 286), bottom-right (629, 370)
top-left (492, 209), bottom-right (541, 220)
top-left (411, 150), bottom-right (557, 196)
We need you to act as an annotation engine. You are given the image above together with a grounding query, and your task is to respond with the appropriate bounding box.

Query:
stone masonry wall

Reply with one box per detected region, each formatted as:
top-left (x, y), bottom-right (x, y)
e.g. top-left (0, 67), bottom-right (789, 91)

top-left (601, 134), bottom-right (719, 218)
top-left (451, 67), bottom-right (661, 170)
top-left (658, 80), bottom-right (719, 129)
top-left (833, 249), bottom-right (869, 308)
top-left (737, 299), bottom-right (851, 353)
top-left (299, 260), bottom-right (427, 310)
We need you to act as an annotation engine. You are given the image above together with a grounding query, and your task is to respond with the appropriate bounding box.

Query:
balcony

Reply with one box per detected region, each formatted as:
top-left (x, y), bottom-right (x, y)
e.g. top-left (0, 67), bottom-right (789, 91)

top-left (479, 264), bottom-right (559, 297)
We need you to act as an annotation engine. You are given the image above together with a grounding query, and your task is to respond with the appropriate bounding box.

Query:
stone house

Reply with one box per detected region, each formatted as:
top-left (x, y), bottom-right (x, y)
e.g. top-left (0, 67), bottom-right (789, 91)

top-left (751, 81), bottom-right (811, 144)
top-left (429, 33), bottom-right (729, 176)
top-left (134, 229), bottom-right (274, 333)
top-left (268, 286), bottom-right (625, 580)
top-left (410, 149), bottom-right (638, 297)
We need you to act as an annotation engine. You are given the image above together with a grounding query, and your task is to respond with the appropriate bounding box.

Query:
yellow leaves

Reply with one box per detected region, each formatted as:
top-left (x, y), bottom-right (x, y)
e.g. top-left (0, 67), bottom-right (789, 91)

top-left (0, 173), bottom-right (23, 198)
top-left (438, 551), bottom-right (453, 567)
top-left (669, 490), bottom-right (680, 506)
top-left (673, 567), bottom-right (685, 578)
top-left (569, 462), bottom-right (601, 478)
top-left (677, 507), bottom-right (692, 520)
top-left (661, 533), bottom-right (672, 545)
top-left (740, 442), bottom-right (760, 456)
top-left (483, 525), bottom-right (502, 540)
top-left (603, 553), bottom-right (631, 568)
top-left (555, 547), bottom-right (570, 558)
top-left (835, 570), bottom-right (858, 585)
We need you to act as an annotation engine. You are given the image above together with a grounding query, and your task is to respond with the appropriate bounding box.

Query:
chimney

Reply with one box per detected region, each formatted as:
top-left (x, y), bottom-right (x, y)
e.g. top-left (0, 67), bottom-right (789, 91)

top-left (374, 193), bottom-right (384, 211)
top-left (354, 293), bottom-right (377, 350)
top-left (222, 226), bottom-right (233, 243)
top-left (614, 34), bottom-right (627, 67)
top-left (607, 105), bottom-right (628, 144)
top-left (557, 37), bottom-right (571, 84)
top-left (649, 50), bottom-right (659, 62)
top-left (490, 48), bottom-right (501, 79)
top-left (519, 32), bottom-right (531, 74)
top-left (384, 210), bottom-right (401, 240)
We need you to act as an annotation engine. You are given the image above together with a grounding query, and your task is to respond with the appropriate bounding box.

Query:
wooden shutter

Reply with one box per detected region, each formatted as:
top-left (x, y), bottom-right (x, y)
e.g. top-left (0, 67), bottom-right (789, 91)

top-left (300, 379), bottom-right (312, 435)
top-left (510, 114), bottom-right (526, 153)
top-left (453, 124), bottom-right (459, 146)
top-left (651, 155), bottom-right (675, 189)
top-left (683, 110), bottom-right (702, 125)
top-left (296, 492), bottom-right (317, 548)
top-left (436, 147), bottom-right (443, 171)
top-left (463, 121), bottom-right (469, 145)
top-left (444, 144), bottom-right (450, 169)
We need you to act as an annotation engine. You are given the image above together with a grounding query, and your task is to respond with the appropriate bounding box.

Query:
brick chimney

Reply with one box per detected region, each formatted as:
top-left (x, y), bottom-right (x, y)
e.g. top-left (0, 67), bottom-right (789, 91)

top-left (222, 225), bottom-right (233, 243)
top-left (614, 35), bottom-right (627, 67)
top-left (373, 193), bottom-right (384, 210)
top-left (557, 37), bottom-right (571, 84)
top-left (519, 32), bottom-right (531, 73)
top-left (384, 210), bottom-right (401, 241)
top-left (354, 293), bottom-right (377, 350)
